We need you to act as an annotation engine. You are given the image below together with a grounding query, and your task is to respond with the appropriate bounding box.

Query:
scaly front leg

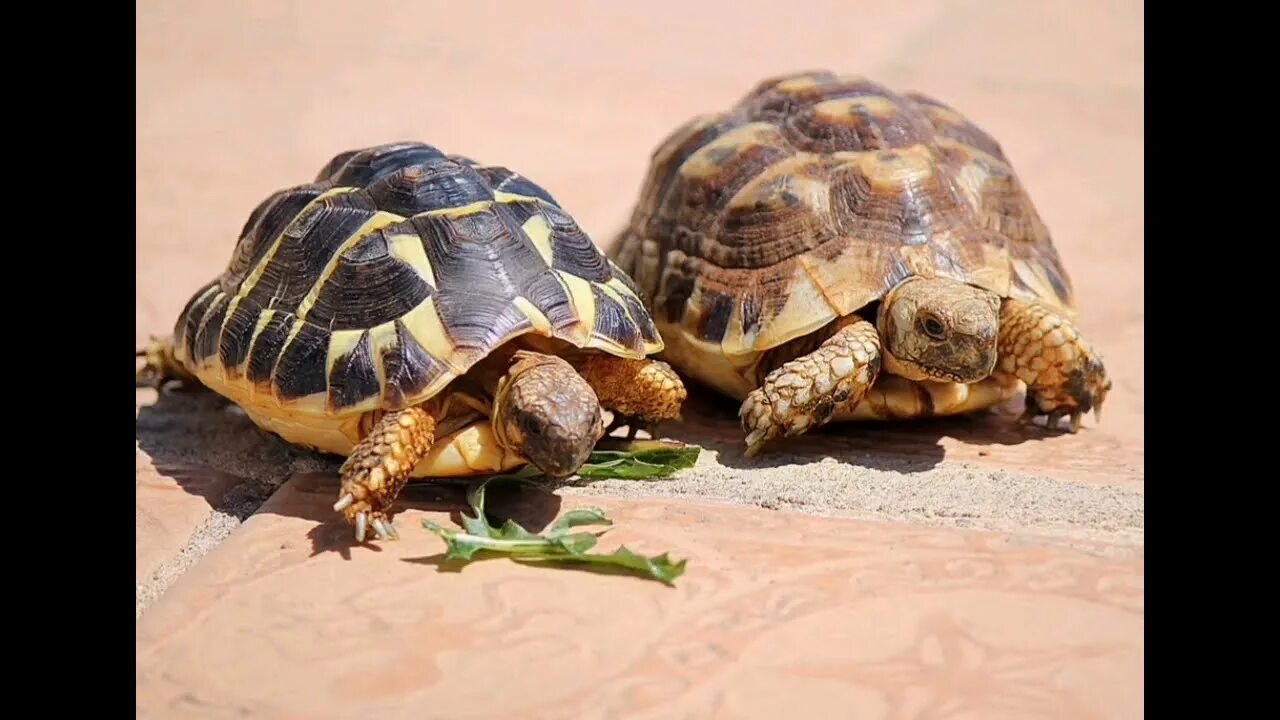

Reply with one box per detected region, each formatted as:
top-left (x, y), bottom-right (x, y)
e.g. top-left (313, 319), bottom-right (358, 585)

top-left (739, 316), bottom-right (881, 457)
top-left (576, 355), bottom-right (687, 438)
top-left (996, 298), bottom-right (1111, 432)
top-left (333, 405), bottom-right (436, 542)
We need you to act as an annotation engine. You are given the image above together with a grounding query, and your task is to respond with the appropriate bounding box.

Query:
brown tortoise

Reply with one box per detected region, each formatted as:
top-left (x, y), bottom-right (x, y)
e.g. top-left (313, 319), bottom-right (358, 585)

top-left (613, 71), bottom-right (1111, 456)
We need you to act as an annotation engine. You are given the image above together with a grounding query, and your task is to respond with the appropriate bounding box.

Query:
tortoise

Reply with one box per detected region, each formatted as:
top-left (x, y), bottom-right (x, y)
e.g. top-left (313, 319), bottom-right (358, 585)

top-left (612, 71), bottom-right (1111, 457)
top-left (137, 141), bottom-right (687, 542)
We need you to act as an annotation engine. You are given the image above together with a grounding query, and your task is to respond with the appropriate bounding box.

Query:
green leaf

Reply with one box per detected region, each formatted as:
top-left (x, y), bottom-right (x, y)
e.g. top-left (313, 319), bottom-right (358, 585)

top-left (459, 480), bottom-right (494, 537)
top-left (517, 545), bottom-right (688, 585)
top-left (494, 519), bottom-right (540, 540)
top-left (574, 440), bottom-right (701, 480)
top-left (423, 521), bottom-right (586, 560)
top-left (456, 475), bottom-right (545, 540)
top-left (421, 474), bottom-right (687, 585)
top-left (547, 508), bottom-right (611, 537)
top-left (549, 531), bottom-right (602, 554)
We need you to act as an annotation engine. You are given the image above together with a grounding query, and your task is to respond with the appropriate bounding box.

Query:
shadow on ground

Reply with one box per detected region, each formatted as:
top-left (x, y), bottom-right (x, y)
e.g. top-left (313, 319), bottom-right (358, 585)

top-left (670, 383), bottom-right (1072, 473)
top-left (137, 384), bottom-right (566, 558)
top-left (136, 378), bottom-right (1065, 557)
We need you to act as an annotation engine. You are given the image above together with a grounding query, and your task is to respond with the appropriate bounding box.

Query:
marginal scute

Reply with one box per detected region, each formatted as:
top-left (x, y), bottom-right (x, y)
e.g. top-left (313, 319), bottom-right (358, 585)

top-left (621, 291), bottom-right (661, 346)
top-left (176, 282), bottom-right (220, 363)
top-left (218, 298), bottom-right (260, 373)
top-left (245, 311), bottom-right (294, 386)
top-left (589, 284), bottom-right (641, 353)
top-left (655, 251), bottom-right (699, 325)
top-left (274, 322), bottom-right (330, 400)
top-left (693, 289), bottom-right (735, 344)
top-left (381, 320), bottom-right (451, 407)
top-left (192, 293), bottom-right (230, 364)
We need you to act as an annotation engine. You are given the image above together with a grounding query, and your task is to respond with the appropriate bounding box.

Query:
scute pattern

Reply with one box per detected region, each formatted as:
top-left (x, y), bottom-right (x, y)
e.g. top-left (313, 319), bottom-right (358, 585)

top-left (364, 160), bottom-right (494, 216)
top-left (239, 192), bottom-right (385, 313)
top-left (615, 70), bottom-right (1075, 357)
top-left (222, 185), bottom-right (326, 292)
top-left (305, 230), bottom-right (435, 331)
top-left (544, 204), bottom-right (612, 282)
top-left (414, 206), bottom-right (563, 353)
top-left (274, 323), bottom-right (330, 399)
top-left (245, 311), bottom-right (293, 385)
top-left (468, 164), bottom-right (562, 207)
top-left (327, 330), bottom-right (379, 410)
top-left (590, 284), bottom-right (641, 352)
top-left (175, 142), bottom-right (661, 417)
top-left (380, 320), bottom-right (451, 407)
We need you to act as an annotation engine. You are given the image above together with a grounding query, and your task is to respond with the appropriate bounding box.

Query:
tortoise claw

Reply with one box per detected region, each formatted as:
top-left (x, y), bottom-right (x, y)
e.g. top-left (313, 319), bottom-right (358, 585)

top-left (341, 505), bottom-right (397, 544)
top-left (333, 493), bottom-right (354, 512)
top-left (372, 518), bottom-right (397, 541)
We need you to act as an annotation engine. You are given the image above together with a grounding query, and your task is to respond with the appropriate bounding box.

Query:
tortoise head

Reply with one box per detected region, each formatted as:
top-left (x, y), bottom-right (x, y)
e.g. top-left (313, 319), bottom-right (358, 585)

top-left (492, 351), bottom-right (604, 479)
top-left (877, 276), bottom-right (1000, 384)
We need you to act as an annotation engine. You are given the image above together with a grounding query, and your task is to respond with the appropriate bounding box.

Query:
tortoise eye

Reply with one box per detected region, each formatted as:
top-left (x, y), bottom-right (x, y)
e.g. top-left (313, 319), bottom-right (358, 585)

top-left (919, 315), bottom-right (947, 340)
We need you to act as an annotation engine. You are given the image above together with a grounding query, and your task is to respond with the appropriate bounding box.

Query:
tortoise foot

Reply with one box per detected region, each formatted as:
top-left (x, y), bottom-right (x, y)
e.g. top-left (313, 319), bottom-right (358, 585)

top-left (335, 406), bottom-right (435, 543)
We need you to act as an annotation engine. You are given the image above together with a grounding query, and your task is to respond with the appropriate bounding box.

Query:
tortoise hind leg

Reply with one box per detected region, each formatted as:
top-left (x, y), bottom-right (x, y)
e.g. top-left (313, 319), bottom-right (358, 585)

top-left (739, 315), bottom-right (882, 457)
top-left (995, 299), bottom-right (1111, 432)
top-left (333, 406), bottom-right (436, 542)
top-left (135, 336), bottom-right (198, 388)
top-left (575, 355), bottom-right (687, 438)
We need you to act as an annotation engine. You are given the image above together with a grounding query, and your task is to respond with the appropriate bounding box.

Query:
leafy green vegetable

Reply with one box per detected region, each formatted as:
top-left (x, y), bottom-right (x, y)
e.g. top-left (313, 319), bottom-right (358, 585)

top-left (423, 473), bottom-right (687, 585)
top-left (575, 439), bottom-right (701, 480)
top-left (517, 545), bottom-right (687, 581)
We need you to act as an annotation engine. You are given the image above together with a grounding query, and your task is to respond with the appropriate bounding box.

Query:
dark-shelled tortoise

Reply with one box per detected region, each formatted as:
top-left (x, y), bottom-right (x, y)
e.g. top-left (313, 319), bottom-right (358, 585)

top-left (138, 142), bottom-right (687, 542)
top-left (613, 71), bottom-right (1110, 456)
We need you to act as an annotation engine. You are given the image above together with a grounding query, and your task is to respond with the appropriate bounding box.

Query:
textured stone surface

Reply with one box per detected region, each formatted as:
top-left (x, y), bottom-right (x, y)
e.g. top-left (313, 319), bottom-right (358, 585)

top-left (135, 450), bottom-right (241, 588)
top-left (137, 475), bottom-right (1143, 719)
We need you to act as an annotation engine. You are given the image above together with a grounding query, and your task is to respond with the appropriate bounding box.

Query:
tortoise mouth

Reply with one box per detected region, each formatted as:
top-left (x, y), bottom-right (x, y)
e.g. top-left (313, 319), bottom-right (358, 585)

top-left (895, 357), bottom-right (992, 385)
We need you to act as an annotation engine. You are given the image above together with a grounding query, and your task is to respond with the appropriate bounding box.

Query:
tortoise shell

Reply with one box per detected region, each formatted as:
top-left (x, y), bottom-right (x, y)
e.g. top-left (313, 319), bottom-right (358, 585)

top-left (173, 142), bottom-right (662, 424)
top-left (615, 71), bottom-right (1076, 365)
